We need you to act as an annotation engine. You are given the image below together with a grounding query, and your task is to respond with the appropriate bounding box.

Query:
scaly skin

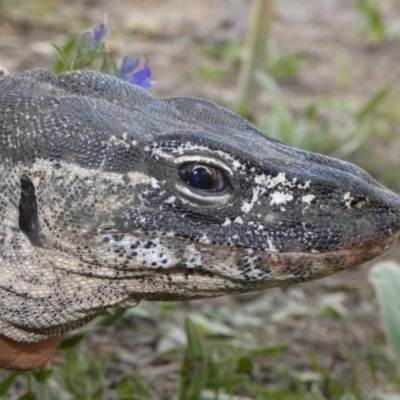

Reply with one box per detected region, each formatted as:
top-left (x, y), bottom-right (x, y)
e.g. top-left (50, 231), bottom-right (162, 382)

top-left (0, 69), bottom-right (399, 342)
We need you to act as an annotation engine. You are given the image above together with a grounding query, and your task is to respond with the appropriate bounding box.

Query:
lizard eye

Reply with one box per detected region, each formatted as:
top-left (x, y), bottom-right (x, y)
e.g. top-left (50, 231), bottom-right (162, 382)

top-left (179, 163), bottom-right (228, 191)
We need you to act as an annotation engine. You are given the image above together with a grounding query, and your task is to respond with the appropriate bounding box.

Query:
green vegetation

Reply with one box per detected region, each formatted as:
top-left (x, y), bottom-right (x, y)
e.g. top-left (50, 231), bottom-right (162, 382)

top-left (354, 0), bottom-right (387, 43)
top-left (0, 0), bottom-right (57, 23)
top-left (235, 0), bottom-right (273, 117)
top-left (265, 44), bottom-right (308, 80)
top-left (52, 27), bottom-right (109, 74)
top-left (1, 0), bottom-right (400, 397)
top-left (3, 300), bottom-right (400, 399)
top-left (370, 262), bottom-right (400, 399)
top-left (259, 72), bottom-right (391, 158)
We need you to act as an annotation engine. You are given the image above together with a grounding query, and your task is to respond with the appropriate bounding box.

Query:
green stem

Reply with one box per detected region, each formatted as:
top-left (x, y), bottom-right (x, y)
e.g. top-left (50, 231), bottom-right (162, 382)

top-left (235, 0), bottom-right (274, 118)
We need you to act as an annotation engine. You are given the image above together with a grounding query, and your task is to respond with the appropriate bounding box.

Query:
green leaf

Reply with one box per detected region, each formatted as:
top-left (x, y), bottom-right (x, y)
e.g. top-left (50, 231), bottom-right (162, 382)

top-left (18, 392), bottom-right (36, 400)
top-left (60, 307), bottom-right (128, 349)
top-left (267, 51), bottom-right (309, 79)
top-left (318, 292), bottom-right (348, 319)
top-left (369, 261), bottom-right (400, 371)
top-left (208, 374), bottom-right (248, 389)
top-left (252, 344), bottom-right (289, 356)
top-left (270, 302), bottom-right (311, 322)
top-left (307, 349), bottom-right (329, 381)
top-left (236, 357), bottom-right (253, 374)
top-left (51, 43), bottom-right (71, 73)
top-left (59, 332), bottom-right (85, 349)
top-left (188, 313), bottom-right (234, 337)
top-left (374, 393), bottom-right (400, 400)
top-left (356, 86), bottom-right (391, 121)
top-left (196, 63), bottom-right (230, 79)
top-left (117, 373), bottom-right (153, 399)
top-left (257, 72), bottom-right (294, 144)
top-left (97, 307), bottom-right (127, 328)
top-left (0, 371), bottom-right (19, 396)
top-left (100, 52), bottom-right (110, 74)
top-left (32, 367), bottom-right (53, 382)
top-left (247, 383), bottom-right (305, 400)
top-left (354, 0), bottom-right (386, 42)
top-left (179, 318), bottom-right (209, 400)
top-left (52, 36), bottom-right (76, 73)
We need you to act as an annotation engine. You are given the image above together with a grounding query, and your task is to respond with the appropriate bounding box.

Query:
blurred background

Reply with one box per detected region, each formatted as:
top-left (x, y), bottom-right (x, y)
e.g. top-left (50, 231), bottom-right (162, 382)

top-left (1, 0), bottom-right (400, 399)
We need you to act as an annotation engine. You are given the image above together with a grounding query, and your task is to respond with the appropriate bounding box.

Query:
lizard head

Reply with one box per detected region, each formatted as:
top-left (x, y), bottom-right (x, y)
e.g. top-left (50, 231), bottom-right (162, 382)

top-left (6, 69), bottom-right (400, 302)
top-left (1, 69), bottom-right (400, 341)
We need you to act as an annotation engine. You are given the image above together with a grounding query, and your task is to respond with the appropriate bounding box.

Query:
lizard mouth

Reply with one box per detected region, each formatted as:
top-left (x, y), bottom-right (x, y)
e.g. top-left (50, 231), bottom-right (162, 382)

top-left (256, 231), bottom-right (399, 288)
top-left (127, 232), bottom-right (398, 303)
top-left (184, 228), bottom-right (400, 291)
top-left (83, 226), bottom-right (399, 283)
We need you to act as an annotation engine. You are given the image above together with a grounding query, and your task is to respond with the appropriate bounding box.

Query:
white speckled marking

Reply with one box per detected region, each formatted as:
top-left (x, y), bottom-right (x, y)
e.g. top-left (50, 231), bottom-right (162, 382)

top-left (165, 196), bottom-right (176, 204)
top-left (150, 177), bottom-right (161, 189)
top-left (344, 192), bottom-right (354, 209)
top-left (222, 218), bottom-right (231, 226)
top-left (255, 172), bottom-right (297, 189)
top-left (234, 216), bottom-right (243, 224)
top-left (298, 180), bottom-right (311, 189)
top-left (186, 245), bottom-right (203, 268)
top-left (241, 186), bottom-right (266, 213)
top-left (270, 191), bottom-right (294, 205)
top-left (108, 236), bottom-right (177, 268)
top-left (266, 239), bottom-right (278, 252)
top-left (301, 194), bottom-right (315, 204)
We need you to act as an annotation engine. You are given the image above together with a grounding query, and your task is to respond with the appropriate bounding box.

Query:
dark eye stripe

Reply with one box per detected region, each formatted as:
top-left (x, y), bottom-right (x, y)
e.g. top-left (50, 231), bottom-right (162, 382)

top-left (178, 163), bottom-right (228, 191)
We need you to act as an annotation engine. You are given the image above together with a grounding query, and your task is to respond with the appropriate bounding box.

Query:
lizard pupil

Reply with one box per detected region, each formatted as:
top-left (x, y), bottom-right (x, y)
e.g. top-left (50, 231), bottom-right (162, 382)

top-left (188, 167), bottom-right (213, 189)
top-left (179, 163), bottom-right (225, 191)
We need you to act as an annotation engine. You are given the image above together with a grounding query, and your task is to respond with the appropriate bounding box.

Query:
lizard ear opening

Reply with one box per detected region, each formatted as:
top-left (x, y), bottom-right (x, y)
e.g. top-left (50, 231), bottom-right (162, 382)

top-left (18, 175), bottom-right (39, 235)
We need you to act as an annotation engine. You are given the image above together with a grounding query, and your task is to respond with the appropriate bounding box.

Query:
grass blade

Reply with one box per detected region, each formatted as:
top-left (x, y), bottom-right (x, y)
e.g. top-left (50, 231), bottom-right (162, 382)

top-left (369, 261), bottom-right (400, 371)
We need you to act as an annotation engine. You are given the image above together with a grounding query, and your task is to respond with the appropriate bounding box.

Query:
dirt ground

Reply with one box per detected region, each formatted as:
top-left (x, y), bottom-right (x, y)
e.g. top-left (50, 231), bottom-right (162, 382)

top-left (1, 0), bottom-right (400, 398)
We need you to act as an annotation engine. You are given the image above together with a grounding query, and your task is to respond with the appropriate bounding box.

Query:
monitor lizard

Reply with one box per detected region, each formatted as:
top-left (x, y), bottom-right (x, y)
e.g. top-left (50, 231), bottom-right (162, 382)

top-left (0, 68), bottom-right (399, 343)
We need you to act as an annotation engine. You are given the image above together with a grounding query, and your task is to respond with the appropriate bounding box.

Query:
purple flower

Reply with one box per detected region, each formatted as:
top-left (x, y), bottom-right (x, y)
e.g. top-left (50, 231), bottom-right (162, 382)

top-left (82, 23), bottom-right (108, 45)
top-left (117, 57), bottom-right (152, 89)
top-left (118, 56), bottom-right (140, 76)
top-left (92, 23), bottom-right (108, 43)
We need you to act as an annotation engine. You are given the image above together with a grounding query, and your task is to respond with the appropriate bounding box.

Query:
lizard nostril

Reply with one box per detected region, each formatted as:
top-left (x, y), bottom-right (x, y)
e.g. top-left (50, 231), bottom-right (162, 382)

top-left (349, 196), bottom-right (368, 210)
